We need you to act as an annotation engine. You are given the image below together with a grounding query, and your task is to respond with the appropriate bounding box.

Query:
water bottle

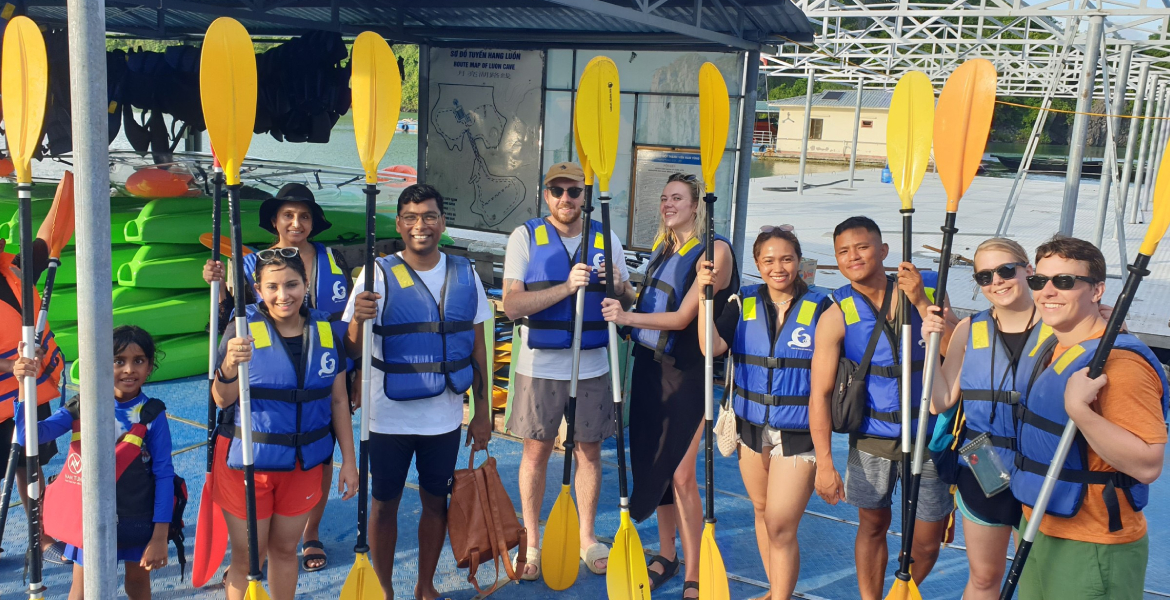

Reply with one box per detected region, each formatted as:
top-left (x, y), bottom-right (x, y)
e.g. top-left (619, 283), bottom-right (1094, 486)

top-left (881, 165), bottom-right (893, 184)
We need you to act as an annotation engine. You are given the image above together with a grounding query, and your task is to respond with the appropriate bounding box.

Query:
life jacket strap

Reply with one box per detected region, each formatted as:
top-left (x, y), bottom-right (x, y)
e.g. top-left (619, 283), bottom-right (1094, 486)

top-left (232, 424), bottom-right (332, 448)
top-left (962, 389), bottom-right (1021, 404)
top-left (964, 428), bottom-right (1017, 451)
top-left (373, 355), bottom-right (472, 375)
top-left (250, 387), bottom-right (333, 403)
top-left (520, 318), bottom-right (608, 332)
top-left (732, 384), bottom-right (808, 407)
top-left (867, 360), bottom-right (925, 379)
top-left (526, 281), bottom-right (606, 294)
top-left (732, 354), bottom-right (811, 370)
top-left (862, 406), bottom-right (902, 424)
top-left (1016, 406), bottom-right (1066, 437)
top-left (374, 320), bottom-right (474, 337)
top-left (1015, 454), bottom-right (1140, 531)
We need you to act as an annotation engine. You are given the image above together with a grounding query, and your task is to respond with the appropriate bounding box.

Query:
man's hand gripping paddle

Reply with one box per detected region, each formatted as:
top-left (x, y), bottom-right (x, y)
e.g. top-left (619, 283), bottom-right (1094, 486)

top-left (998, 138), bottom-right (1170, 600)
top-left (341, 31), bottom-right (400, 600)
top-left (200, 17), bottom-right (264, 600)
top-left (696, 61), bottom-right (731, 600)
top-left (884, 71), bottom-right (935, 600)
top-left (2, 16), bottom-right (50, 597)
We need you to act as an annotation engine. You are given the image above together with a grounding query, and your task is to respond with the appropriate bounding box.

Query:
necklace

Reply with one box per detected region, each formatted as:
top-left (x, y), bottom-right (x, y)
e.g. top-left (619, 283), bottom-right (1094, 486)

top-left (772, 298), bottom-right (792, 307)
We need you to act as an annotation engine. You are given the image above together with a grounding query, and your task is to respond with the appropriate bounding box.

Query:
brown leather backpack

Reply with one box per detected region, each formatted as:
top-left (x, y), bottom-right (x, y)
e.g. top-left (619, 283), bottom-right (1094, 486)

top-left (447, 450), bottom-right (526, 596)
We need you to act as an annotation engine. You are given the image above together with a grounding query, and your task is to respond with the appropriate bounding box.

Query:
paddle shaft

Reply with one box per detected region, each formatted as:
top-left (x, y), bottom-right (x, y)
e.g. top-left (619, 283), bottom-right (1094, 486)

top-left (1000, 253), bottom-right (1148, 599)
top-left (703, 192), bottom-right (717, 524)
top-left (207, 168), bottom-right (224, 476)
top-left (19, 184), bottom-right (45, 597)
top-left (563, 185), bottom-right (594, 487)
top-left (598, 189), bottom-right (628, 502)
top-left (897, 208), bottom-right (914, 574)
top-left (356, 183), bottom-right (378, 554)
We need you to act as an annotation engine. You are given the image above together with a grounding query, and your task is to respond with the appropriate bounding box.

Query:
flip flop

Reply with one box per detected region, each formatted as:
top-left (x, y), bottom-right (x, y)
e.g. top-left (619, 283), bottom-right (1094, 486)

top-left (42, 541), bottom-right (73, 565)
top-left (580, 541), bottom-right (608, 575)
top-left (301, 540), bottom-right (327, 572)
top-left (646, 554), bottom-right (680, 591)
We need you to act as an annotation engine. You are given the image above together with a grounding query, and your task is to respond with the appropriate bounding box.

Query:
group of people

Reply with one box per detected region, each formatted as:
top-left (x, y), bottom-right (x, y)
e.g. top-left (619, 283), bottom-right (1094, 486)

top-left (0, 157), bottom-right (1165, 600)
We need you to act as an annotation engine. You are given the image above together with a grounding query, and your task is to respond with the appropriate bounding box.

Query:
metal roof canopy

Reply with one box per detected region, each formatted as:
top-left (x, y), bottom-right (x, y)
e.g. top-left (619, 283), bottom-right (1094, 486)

top-left (25, 0), bottom-right (813, 51)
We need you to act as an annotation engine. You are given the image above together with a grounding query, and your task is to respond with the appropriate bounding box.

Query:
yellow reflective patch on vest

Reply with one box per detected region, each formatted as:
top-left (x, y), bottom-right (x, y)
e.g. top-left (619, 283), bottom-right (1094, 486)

top-left (1, 4), bottom-right (15, 20)
top-left (534, 225), bottom-right (549, 246)
top-left (317, 322), bottom-right (334, 348)
top-left (1029, 324), bottom-right (1055, 357)
top-left (71, 432), bottom-right (81, 442)
top-left (677, 237), bottom-right (701, 257)
top-left (326, 249), bottom-right (342, 275)
top-left (971, 321), bottom-right (990, 350)
top-left (250, 322), bottom-right (272, 349)
top-left (840, 297), bottom-right (861, 325)
top-left (1054, 344), bottom-right (1086, 375)
top-left (122, 433), bottom-right (144, 447)
top-left (796, 300), bottom-right (816, 326)
top-left (925, 286), bottom-right (936, 304)
top-left (390, 264), bottom-right (414, 289)
top-left (594, 232), bottom-right (605, 250)
top-left (743, 297), bottom-right (757, 321)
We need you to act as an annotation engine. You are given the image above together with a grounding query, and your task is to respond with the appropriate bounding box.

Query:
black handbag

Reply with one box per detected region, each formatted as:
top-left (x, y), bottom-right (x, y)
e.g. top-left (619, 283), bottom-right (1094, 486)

top-left (831, 278), bottom-right (893, 433)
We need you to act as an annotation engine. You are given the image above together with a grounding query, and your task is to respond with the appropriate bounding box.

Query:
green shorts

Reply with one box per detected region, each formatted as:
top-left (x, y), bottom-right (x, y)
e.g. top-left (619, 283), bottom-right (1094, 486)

top-left (1018, 516), bottom-right (1148, 600)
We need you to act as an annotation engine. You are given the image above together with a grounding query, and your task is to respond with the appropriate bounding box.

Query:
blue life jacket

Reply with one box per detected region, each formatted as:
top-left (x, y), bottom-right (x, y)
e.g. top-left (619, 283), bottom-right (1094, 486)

top-left (520, 217), bottom-right (609, 350)
top-left (731, 285), bottom-right (829, 430)
top-left (632, 234), bottom-right (729, 359)
top-left (228, 304), bottom-right (339, 472)
top-left (958, 311), bottom-right (1052, 479)
top-left (243, 241), bottom-right (350, 320)
top-left (373, 254), bottom-right (478, 400)
top-left (1012, 333), bottom-right (1169, 530)
top-left (831, 272), bottom-right (938, 438)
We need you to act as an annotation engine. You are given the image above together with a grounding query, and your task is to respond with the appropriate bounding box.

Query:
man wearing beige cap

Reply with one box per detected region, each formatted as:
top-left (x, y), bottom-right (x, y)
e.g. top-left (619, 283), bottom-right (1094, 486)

top-left (502, 161), bottom-right (635, 580)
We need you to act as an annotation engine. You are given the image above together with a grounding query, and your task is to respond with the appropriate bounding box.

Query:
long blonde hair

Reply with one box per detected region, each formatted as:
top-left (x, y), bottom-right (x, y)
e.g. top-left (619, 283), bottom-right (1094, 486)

top-left (652, 173), bottom-right (707, 255)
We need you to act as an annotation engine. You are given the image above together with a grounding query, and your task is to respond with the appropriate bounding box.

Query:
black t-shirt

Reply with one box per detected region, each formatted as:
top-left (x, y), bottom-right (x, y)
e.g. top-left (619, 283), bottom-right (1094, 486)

top-left (0, 239), bottom-right (50, 314)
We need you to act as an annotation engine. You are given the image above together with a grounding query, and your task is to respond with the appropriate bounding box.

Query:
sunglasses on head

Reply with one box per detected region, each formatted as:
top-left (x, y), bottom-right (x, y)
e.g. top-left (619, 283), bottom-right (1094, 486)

top-left (973, 262), bottom-right (1025, 286)
top-left (547, 186), bottom-right (584, 199)
top-left (760, 224), bottom-right (795, 233)
top-left (256, 247), bottom-right (299, 261)
top-left (1025, 274), bottom-right (1098, 291)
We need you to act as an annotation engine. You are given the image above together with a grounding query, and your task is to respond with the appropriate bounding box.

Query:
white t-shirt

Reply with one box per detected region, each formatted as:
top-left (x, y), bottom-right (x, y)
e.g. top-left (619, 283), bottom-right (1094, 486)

top-left (503, 223), bottom-right (630, 380)
top-left (343, 252), bottom-right (492, 436)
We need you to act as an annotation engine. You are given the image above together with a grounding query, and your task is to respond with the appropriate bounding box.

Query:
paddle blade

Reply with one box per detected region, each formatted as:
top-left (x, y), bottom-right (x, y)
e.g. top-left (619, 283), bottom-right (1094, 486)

top-left (884, 576), bottom-right (921, 600)
top-left (352, 32), bottom-right (402, 184)
top-left (607, 512), bottom-right (651, 600)
top-left (699, 63), bottom-right (731, 188)
top-left (541, 485), bottom-right (580, 591)
top-left (200, 232), bottom-right (253, 258)
top-left (1, 16), bottom-right (49, 184)
top-left (244, 579), bottom-right (271, 600)
top-left (887, 72), bottom-right (935, 210)
top-left (1141, 138), bottom-right (1170, 256)
top-left (200, 17), bottom-right (257, 185)
top-left (573, 107), bottom-right (594, 185)
top-left (933, 59), bottom-right (997, 212)
top-left (576, 57), bottom-right (621, 191)
top-left (192, 479), bottom-right (229, 588)
top-left (698, 522), bottom-right (729, 600)
top-left (340, 552), bottom-right (383, 600)
top-left (46, 171), bottom-right (76, 257)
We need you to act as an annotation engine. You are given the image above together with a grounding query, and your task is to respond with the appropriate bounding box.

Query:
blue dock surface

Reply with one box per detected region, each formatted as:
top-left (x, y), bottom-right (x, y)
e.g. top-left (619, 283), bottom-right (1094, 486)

top-left (2, 375), bottom-right (1168, 599)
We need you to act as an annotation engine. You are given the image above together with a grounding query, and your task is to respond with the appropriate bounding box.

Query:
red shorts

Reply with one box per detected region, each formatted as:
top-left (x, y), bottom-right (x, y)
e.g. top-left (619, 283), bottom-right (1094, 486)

top-left (212, 438), bottom-right (324, 520)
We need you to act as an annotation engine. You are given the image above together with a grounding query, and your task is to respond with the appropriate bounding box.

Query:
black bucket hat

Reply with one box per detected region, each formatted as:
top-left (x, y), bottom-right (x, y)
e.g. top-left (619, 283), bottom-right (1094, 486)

top-left (258, 183), bottom-right (333, 238)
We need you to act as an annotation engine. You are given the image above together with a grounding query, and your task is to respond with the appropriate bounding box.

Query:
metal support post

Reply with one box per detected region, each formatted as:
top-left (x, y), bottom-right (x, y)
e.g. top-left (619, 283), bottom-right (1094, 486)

top-left (184, 129), bottom-right (203, 152)
top-left (1143, 88), bottom-right (1170, 215)
top-left (1093, 44), bottom-right (1130, 247)
top-left (416, 43), bottom-right (431, 183)
top-left (731, 50), bottom-right (760, 263)
top-left (1118, 62), bottom-right (1149, 222)
top-left (66, 0), bottom-right (116, 596)
top-left (1059, 14), bottom-right (1104, 236)
top-left (1133, 81), bottom-right (1165, 221)
top-left (849, 80), bottom-right (862, 188)
top-left (797, 73), bottom-right (814, 195)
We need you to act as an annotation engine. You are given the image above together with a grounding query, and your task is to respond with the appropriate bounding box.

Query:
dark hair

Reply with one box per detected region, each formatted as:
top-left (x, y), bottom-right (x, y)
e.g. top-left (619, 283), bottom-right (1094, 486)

top-left (254, 252), bottom-right (308, 283)
top-left (753, 228), bottom-right (809, 297)
top-left (833, 216), bottom-right (883, 241)
top-left (113, 325), bottom-right (163, 370)
top-left (397, 183), bottom-right (445, 215)
top-left (1034, 235), bottom-right (1106, 283)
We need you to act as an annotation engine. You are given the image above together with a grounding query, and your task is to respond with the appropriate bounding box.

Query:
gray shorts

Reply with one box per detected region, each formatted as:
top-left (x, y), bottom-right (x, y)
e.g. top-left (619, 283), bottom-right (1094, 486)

top-left (844, 447), bottom-right (953, 523)
top-left (506, 373), bottom-right (615, 442)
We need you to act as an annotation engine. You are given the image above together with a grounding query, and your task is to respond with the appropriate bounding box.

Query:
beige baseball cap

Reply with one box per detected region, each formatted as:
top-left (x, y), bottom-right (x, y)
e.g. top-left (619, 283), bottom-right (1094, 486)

top-left (543, 162), bottom-right (585, 186)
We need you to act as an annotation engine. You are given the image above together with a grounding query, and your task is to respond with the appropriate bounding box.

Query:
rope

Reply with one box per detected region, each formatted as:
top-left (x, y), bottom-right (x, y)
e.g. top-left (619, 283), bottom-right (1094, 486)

top-left (995, 99), bottom-right (1170, 120)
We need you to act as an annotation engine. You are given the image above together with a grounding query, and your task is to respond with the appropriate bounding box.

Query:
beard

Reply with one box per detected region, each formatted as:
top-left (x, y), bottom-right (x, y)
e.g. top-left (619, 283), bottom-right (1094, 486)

top-left (549, 202), bottom-right (582, 226)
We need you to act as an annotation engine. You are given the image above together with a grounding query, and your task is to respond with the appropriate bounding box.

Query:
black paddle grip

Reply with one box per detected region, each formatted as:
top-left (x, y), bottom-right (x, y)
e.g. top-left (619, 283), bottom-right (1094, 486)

top-left (1087, 254), bottom-right (1149, 380)
top-left (933, 212), bottom-right (959, 309)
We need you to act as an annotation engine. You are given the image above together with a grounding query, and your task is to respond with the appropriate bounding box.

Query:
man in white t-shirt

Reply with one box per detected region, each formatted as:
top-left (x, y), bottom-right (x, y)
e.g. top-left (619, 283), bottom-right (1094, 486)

top-left (344, 184), bottom-right (491, 600)
top-left (502, 162), bottom-right (635, 578)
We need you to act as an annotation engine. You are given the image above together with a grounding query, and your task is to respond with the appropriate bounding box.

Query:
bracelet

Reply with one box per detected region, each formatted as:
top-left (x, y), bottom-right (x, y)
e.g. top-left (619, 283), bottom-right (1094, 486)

top-left (216, 369), bottom-right (238, 384)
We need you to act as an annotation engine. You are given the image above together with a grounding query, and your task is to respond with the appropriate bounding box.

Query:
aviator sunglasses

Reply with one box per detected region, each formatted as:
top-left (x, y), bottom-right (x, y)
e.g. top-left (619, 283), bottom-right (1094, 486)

top-left (547, 185), bottom-right (584, 199)
top-left (1025, 274), bottom-right (1098, 291)
top-left (973, 262), bottom-right (1025, 287)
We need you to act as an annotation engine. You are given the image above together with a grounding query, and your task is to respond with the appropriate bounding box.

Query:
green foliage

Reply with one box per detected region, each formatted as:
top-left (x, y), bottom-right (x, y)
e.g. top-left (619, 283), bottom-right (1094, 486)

top-left (394, 44), bottom-right (420, 113)
top-left (765, 78), bottom-right (848, 101)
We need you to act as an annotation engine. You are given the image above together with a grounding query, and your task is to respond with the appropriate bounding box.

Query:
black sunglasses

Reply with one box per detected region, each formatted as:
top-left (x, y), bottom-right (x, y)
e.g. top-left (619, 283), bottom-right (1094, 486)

top-left (1025, 274), bottom-right (1098, 291)
top-left (973, 262), bottom-right (1025, 287)
top-left (256, 247), bottom-right (299, 261)
top-left (547, 186), bottom-right (584, 199)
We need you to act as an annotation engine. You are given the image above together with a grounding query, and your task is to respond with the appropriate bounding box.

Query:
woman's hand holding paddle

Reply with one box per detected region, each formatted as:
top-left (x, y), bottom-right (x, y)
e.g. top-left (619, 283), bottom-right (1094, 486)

top-left (222, 336), bottom-right (254, 372)
top-left (599, 298), bottom-right (628, 326)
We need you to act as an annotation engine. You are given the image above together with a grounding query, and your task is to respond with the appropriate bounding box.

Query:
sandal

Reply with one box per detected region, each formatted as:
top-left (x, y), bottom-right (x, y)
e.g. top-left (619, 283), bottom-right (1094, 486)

top-left (514, 546), bottom-right (540, 581)
top-left (646, 554), bottom-right (680, 591)
top-left (682, 580), bottom-right (699, 599)
top-left (301, 540), bottom-right (327, 572)
top-left (580, 542), bottom-right (608, 575)
top-left (43, 541), bottom-right (73, 565)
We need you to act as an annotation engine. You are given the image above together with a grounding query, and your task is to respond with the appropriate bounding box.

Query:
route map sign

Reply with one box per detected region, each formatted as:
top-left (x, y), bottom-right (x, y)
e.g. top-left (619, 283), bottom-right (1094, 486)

top-left (425, 47), bottom-right (545, 232)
